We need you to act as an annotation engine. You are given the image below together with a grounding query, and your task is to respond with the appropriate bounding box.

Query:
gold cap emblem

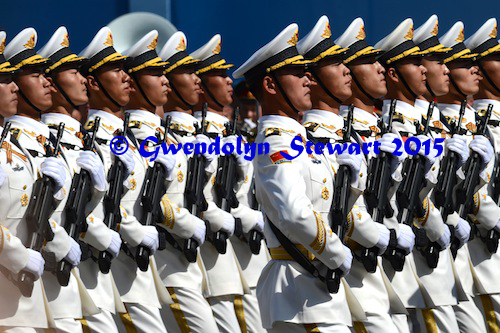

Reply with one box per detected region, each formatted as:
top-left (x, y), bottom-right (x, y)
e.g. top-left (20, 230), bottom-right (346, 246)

top-left (356, 24), bottom-right (366, 40)
top-left (431, 20), bottom-right (439, 36)
top-left (490, 24), bottom-right (498, 39)
top-left (24, 34), bottom-right (35, 49)
top-left (404, 24), bottom-right (414, 40)
top-left (104, 32), bottom-right (113, 47)
top-left (287, 29), bottom-right (299, 46)
top-left (61, 33), bottom-right (70, 47)
top-left (213, 39), bottom-right (221, 54)
top-left (148, 35), bottom-right (158, 50)
top-left (456, 28), bottom-right (465, 42)
top-left (321, 23), bottom-right (332, 39)
top-left (0, 38), bottom-right (5, 54)
top-left (176, 37), bottom-right (186, 51)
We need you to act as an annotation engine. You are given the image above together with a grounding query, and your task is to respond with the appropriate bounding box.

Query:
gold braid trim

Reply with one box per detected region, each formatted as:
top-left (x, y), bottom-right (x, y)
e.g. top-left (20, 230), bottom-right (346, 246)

top-left (444, 49), bottom-right (476, 64)
top-left (308, 45), bottom-right (348, 63)
top-left (88, 53), bottom-right (126, 73)
top-left (196, 59), bottom-right (234, 74)
top-left (344, 46), bottom-right (382, 64)
top-left (161, 195), bottom-right (175, 229)
top-left (310, 211), bottom-right (326, 255)
top-left (128, 57), bottom-right (168, 73)
top-left (473, 192), bottom-right (481, 215)
top-left (0, 226), bottom-right (4, 255)
top-left (11, 55), bottom-right (49, 70)
top-left (480, 44), bottom-right (500, 58)
top-left (46, 54), bottom-right (85, 72)
top-left (479, 295), bottom-right (500, 333)
top-left (2, 141), bottom-right (27, 163)
top-left (266, 55), bottom-right (310, 72)
top-left (386, 46), bottom-right (421, 64)
top-left (416, 197), bottom-right (431, 226)
top-left (421, 309), bottom-right (439, 333)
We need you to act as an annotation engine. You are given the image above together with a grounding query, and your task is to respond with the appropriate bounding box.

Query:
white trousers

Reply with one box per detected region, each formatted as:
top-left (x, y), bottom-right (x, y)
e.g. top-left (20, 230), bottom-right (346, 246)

top-left (79, 310), bottom-right (119, 333)
top-left (114, 303), bottom-right (166, 333)
top-left (208, 295), bottom-right (243, 333)
top-left (267, 321), bottom-right (350, 333)
top-left (160, 287), bottom-right (219, 333)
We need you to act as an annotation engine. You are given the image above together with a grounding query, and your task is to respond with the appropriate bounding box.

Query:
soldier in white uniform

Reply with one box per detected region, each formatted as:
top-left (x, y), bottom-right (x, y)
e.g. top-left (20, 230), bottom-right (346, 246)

top-left (330, 17), bottom-right (414, 332)
top-left (438, 21), bottom-right (498, 333)
top-left (0, 31), bottom-right (48, 333)
top-left (79, 27), bottom-right (169, 333)
top-left (37, 26), bottom-right (126, 333)
top-left (191, 34), bottom-right (268, 333)
top-left (374, 18), bottom-right (460, 332)
top-left (122, 30), bottom-right (215, 333)
top-left (157, 30), bottom-right (221, 333)
top-left (4, 28), bottom-right (85, 333)
top-left (466, 18), bottom-right (500, 331)
top-left (233, 23), bottom-right (364, 333)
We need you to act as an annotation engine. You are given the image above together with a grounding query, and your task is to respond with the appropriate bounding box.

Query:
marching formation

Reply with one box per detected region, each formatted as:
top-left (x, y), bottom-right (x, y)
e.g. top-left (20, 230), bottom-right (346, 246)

top-left (0, 13), bottom-right (499, 333)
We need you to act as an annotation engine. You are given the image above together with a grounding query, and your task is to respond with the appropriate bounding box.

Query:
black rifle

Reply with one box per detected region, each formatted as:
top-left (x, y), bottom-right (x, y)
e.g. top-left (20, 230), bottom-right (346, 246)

top-left (492, 153), bottom-right (500, 204)
top-left (184, 104), bottom-right (209, 261)
top-left (135, 116), bottom-right (172, 271)
top-left (435, 100), bottom-right (466, 258)
top-left (396, 102), bottom-right (440, 268)
top-left (20, 123), bottom-right (65, 297)
top-left (364, 100), bottom-right (404, 271)
top-left (326, 104), bottom-right (354, 293)
top-left (455, 105), bottom-right (498, 253)
top-left (56, 117), bottom-right (100, 286)
top-left (98, 113), bottom-right (130, 273)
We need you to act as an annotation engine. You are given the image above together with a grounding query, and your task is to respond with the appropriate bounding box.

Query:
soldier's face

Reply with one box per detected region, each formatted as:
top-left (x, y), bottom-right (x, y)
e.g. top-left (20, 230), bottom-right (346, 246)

top-left (134, 68), bottom-right (170, 107)
top-left (447, 59), bottom-right (482, 96)
top-left (15, 67), bottom-right (52, 111)
top-left (422, 55), bottom-right (450, 97)
top-left (478, 55), bottom-right (500, 94)
top-left (94, 63), bottom-right (131, 106)
top-left (312, 56), bottom-right (352, 102)
top-left (349, 57), bottom-right (387, 99)
top-left (54, 67), bottom-right (88, 106)
top-left (199, 70), bottom-right (233, 107)
top-left (395, 57), bottom-right (427, 96)
top-left (274, 66), bottom-right (312, 112)
top-left (0, 74), bottom-right (19, 118)
top-left (167, 65), bottom-right (201, 106)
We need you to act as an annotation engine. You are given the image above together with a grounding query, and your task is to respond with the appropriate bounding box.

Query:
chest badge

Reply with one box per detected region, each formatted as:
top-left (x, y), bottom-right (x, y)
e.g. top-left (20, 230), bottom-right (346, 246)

top-left (321, 186), bottom-right (330, 200)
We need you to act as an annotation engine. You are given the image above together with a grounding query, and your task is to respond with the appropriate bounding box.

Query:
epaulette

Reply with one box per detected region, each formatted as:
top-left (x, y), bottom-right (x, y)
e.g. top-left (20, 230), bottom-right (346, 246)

top-left (265, 127), bottom-right (282, 137)
top-left (84, 120), bottom-right (94, 131)
top-left (9, 128), bottom-right (21, 140)
top-left (128, 120), bottom-right (142, 129)
top-left (303, 122), bottom-right (320, 132)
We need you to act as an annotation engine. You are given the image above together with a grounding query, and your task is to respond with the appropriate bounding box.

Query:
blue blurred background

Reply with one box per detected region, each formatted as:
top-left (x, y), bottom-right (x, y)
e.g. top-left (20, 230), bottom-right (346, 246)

top-left (2, 0), bottom-right (497, 78)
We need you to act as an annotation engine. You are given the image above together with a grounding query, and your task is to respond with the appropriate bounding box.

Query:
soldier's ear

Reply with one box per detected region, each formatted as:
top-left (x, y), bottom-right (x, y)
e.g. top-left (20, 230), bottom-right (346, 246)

top-left (85, 75), bottom-right (100, 92)
top-left (263, 75), bottom-right (277, 95)
top-left (386, 67), bottom-right (399, 83)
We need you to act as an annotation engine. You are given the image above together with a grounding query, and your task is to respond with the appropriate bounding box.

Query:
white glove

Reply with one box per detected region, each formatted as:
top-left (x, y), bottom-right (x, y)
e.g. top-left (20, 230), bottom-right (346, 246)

top-left (436, 224), bottom-right (451, 249)
top-left (0, 165), bottom-right (6, 187)
top-left (140, 226), bottom-right (159, 254)
top-left (64, 238), bottom-right (82, 267)
top-left (378, 133), bottom-right (406, 174)
top-left (412, 135), bottom-right (436, 173)
top-left (194, 134), bottom-right (215, 164)
top-left (494, 219), bottom-right (500, 233)
top-left (117, 149), bottom-right (135, 179)
top-left (338, 245), bottom-right (353, 274)
top-left (396, 224), bottom-right (415, 254)
top-left (220, 211), bottom-right (235, 237)
top-left (223, 135), bottom-right (248, 166)
top-left (191, 216), bottom-right (207, 245)
top-left (446, 135), bottom-right (469, 168)
top-left (455, 218), bottom-right (471, 247)
top-left (77, 151), bottom-right (107, 191)
top-left (23, 249), bottom-right (45, 281)
top-left (469, 135), bottom-right (494, 172)
top-left (254, 212), bottom-right (265, 233)
top-left (106, 230), bottom-right (122, 259)
top-left (154, 151), bottom-right (176, 181)
top-left (374, 223), bottom-right (390, 255)
top-left (337, 150), bottom-right (362, 186)
top-left (41, 157), bottom-right (67, 193)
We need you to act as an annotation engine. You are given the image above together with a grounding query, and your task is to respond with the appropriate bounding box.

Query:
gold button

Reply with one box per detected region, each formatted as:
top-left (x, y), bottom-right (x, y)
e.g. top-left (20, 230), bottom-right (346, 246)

top-left (23, 185), bottom-right (27, 190)
top-left (432, 166), bottom-right (436, 171)
top-left (360, 173), bottom-right (363, 177)
top-left (131, 171), bottom-right (135, 176)
top-left (323, 178), bottom-right (327, 183)
top-left (178, 163), bottom-right (181, 168)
